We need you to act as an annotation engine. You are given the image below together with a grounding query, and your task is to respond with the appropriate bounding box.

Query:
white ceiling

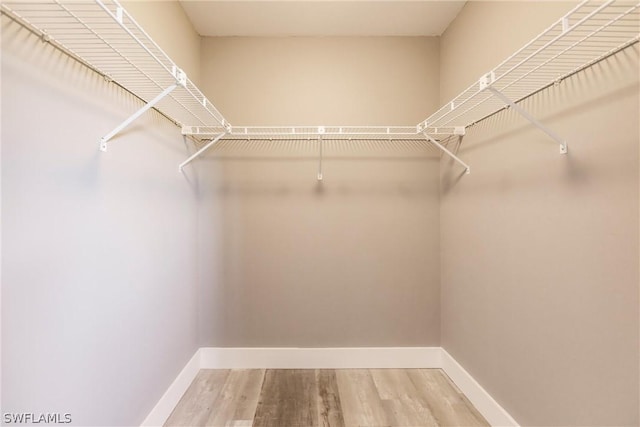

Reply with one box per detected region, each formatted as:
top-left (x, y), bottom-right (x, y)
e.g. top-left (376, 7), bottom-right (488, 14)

top-left (180, 1), bottom-right (466, 37)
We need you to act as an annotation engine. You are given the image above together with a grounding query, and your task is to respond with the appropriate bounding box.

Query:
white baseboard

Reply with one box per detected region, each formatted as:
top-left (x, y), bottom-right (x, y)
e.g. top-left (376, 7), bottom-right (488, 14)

top-left (199, 347), bottom-right (441, 369)
top-left (142, 346), bottom-right (518, 427)
top-left (140, 349), bottom-right (201, 427)
top-left (440, 349), bottom-right (519, 427)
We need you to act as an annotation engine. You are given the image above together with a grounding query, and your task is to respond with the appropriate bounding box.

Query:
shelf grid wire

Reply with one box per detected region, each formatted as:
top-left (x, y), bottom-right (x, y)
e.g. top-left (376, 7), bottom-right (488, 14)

top-left (419, 1), bottom-right (640, 128)
top-left (419, 0), bottom-right (640, 131)
top-left (2, 0), bottom-right (638, 142)
top-left (183, 126), bottom-right (432, 140)
top-left (1, 0), bottom-right (229, 130)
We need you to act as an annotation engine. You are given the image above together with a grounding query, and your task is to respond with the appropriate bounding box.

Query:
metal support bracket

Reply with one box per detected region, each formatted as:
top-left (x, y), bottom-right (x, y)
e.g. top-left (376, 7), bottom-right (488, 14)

top-left (179, 131), bottom-right (226, 171)
top-left (99, 67), bottom-right (186, 152)
top-left (317, 126), bottom-right (325, 181)
top-left (481, 76), bottom-right (568, 154)
top-left (423, 132), bottom-right (470, 174)
top-left (99, 83), bottom-right (178, 151)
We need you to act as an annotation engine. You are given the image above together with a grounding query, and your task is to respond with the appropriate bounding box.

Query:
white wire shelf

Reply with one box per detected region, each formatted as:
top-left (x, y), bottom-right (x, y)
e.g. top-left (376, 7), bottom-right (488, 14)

top-left (1, 0), bottom-right (231, 150)
top-left (181, 125), bottom-right (464, 141)
top-left (186, 138), bottom-right (444, 158)
top-left (2, 0), bottom-right (639, 174)
top-left (418, 0), bottom-right (640, 137)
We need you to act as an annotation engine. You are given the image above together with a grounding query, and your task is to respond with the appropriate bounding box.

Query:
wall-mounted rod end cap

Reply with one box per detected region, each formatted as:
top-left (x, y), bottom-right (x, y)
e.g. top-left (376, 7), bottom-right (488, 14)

top-left (317, 173), bottom-right (323, 181)
top-left (465, 167), bottom-right (471, 175)
top-left (99, 139), bottom-right (108, 152)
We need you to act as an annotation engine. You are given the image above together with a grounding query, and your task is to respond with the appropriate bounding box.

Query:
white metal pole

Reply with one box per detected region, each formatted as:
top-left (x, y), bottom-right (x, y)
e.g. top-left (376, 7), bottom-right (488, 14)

top-left (179, 132), bottom-right (226, 171)
top-left (423, 133), bottom-right (470, 174)
top-left (487, 86), bottom-right (568, 154)
top-left (100, 83), bottom-right (178, 151)
top-left (317, 135), bottom-right (323, 181)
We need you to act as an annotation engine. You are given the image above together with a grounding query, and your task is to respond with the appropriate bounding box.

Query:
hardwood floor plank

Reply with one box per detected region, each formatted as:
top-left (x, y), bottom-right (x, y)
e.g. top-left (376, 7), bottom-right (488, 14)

top-left (335, 369), bottom-right (389, 427)
top-left (380, 398), bottom-right (439, 427)
top-left (407, 369), bottom-right (489, 427)
top-left (316, 370), bottom-right (345, 427)
top-left (370, 369), bottom-right (415, 400)
top-left (253, 369), bottom-right (319, 427)
top-left (165, 368), bottom-right (489, 427)
top-left (371, 369), bottom-right (438, 427)
top-left (232, 369), bottom-right (266, 422)
top-left (165, 369), bottom-right (230, 427)
top-left (204, 369), bottom-right (265, 426)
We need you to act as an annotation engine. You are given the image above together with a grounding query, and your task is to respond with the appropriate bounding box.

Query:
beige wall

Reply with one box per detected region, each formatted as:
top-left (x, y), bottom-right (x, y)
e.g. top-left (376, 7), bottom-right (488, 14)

top-left (123, 0), bottom-right (201, 85)
top-left (197, 37), bottom-right (442, 346)
top-left (439, 1), bottom-right (575, 103)
top-left (200, 37), bottom-right (438, 125)
top-left (439, 2), bottom-right (639, 426)
top-left (5, 1), bottom-right (636, 424)
top-left (2, 3), bottom-right (202, 426)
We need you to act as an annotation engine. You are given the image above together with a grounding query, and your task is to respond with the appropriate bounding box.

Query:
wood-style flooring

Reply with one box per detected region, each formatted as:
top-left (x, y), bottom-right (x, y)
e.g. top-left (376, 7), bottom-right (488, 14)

top-left (165, 369), bottom-right (489, 427)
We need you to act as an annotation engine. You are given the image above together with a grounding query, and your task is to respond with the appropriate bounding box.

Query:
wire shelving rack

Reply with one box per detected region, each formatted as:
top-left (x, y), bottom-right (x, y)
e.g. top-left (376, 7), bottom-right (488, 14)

top-left (2, 0), bottom-right (639, 174)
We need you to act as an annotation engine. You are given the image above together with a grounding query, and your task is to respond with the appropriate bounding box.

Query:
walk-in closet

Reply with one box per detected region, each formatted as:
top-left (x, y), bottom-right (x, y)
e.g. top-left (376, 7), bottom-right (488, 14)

top-left (1, 1), bottom-right (639, 426)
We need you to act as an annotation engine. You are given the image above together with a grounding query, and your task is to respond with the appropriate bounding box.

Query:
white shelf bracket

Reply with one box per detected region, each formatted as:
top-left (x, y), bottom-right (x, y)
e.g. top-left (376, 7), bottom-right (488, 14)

top-left (172, 65), bottom-right (187, 88)
top-left (99, 83), bottom-right (178, 151)
top-left (423, 132), bottom-right (470, 175)
top-left (478, 71), bottom-right (496, 91)
top-left (454, 126), bottom-right (466, 136)
top-left (317, 126), bottom-right (325, 181)
top-left (179, 131), bottom-right (227, 171)
top-left (484, 86), bottom-right (568, 154)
